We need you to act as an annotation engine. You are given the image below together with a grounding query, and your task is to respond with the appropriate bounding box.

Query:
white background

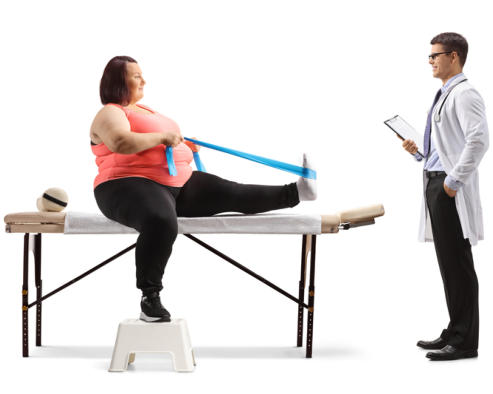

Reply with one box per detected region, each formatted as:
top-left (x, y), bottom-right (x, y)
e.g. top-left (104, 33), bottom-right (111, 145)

top-left (1, 0), bottom-right (492, 392)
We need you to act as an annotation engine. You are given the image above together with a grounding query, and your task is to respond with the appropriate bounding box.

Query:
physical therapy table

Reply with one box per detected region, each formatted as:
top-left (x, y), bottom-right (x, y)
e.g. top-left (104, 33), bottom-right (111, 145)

top-left (4, 204), bottom-right (384, 358)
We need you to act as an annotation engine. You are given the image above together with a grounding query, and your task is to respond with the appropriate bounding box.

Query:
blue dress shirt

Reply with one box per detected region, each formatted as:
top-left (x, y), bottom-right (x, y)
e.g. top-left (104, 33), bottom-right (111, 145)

top-left (416, 73), bottom-right (464, 190)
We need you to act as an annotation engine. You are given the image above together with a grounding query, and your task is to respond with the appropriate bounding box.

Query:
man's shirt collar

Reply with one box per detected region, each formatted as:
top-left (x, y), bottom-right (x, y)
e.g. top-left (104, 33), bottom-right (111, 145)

top-left (441, 72), bottom-right (465, 93)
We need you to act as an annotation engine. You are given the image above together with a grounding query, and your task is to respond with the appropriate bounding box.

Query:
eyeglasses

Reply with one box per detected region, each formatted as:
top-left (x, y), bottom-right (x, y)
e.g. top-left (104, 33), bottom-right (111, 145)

top-left (428, 51), bottom-right (453, 61)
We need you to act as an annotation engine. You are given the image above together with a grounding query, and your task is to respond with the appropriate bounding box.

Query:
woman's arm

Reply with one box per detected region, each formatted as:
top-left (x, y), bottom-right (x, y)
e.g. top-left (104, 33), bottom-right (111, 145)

top-left (90, 106), bottom-right (183, 154)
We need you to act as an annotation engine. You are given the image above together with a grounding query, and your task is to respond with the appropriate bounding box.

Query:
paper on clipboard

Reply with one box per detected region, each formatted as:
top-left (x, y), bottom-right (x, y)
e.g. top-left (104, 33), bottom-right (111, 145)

top-left (384, 115), bottom-right (424, 157)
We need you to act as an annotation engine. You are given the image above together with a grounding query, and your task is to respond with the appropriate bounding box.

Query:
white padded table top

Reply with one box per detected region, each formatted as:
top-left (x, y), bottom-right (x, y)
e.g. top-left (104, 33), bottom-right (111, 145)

top-left (64, 212), bottom-right (323, 235)
top-left (4, 204), bottom-right (384, 235)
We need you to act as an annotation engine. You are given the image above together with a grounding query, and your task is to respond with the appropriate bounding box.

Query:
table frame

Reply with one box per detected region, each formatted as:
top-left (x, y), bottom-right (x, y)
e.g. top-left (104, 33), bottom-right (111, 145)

top-left (20, 232), bottom-right (318, 358)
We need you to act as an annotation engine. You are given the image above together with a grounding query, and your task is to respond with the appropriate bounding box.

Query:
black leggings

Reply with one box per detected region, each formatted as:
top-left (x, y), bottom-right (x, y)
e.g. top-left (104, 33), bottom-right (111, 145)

top-left (94, 172), bottom-right (299, 295)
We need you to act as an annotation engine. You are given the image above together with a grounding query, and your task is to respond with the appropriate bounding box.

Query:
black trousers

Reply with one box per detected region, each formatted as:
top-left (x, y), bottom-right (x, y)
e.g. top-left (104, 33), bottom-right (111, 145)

top-left (425, 173), bottom-right (479, 350)
top-left (94, 172), bottom-right (299, 295)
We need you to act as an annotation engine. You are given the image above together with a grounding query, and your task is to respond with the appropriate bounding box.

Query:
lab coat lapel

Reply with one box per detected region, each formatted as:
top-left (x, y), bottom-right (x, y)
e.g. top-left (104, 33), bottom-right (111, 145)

top-left (431, 73), bottom-right (468, 121)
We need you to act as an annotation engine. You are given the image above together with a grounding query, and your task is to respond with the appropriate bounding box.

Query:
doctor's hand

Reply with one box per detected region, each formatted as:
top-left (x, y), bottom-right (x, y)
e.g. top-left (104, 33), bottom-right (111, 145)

top-left (402, 139), bottom-right (418, 155)
top-left (443, 182), bottom-right (457, 198)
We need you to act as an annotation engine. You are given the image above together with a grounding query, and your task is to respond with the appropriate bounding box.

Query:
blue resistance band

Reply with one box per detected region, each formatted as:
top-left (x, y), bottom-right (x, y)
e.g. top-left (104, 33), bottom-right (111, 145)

top-left (165, 138), bottom-right (316, 179)
top-left (165, 146), bottom-right (177, 176)
top-left (192, 151), bottom-right (206, 172)
top-left (166, 146), bottom-right (205, 175)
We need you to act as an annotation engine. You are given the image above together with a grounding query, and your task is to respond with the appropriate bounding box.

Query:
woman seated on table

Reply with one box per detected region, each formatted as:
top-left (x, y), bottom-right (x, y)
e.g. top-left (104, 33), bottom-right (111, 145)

top-left (89, 56), bottom-right (317, 322)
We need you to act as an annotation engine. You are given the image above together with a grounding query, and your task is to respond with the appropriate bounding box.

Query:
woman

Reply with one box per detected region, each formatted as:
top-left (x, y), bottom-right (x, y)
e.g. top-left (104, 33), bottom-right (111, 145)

top-left (90, 56), bottom-right (316, 322)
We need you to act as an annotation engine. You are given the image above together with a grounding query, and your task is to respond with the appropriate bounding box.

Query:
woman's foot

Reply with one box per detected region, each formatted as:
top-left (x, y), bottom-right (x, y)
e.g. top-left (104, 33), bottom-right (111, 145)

top-left (140, 292), bottom-right (171, 322)
top-left (296, 154), bottom-right (317, 201)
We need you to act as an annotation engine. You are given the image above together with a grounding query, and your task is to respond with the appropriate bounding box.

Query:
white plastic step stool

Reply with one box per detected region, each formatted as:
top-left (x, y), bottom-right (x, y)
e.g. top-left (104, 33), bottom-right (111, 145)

top-left (109, 318), bottom-right (195, 372)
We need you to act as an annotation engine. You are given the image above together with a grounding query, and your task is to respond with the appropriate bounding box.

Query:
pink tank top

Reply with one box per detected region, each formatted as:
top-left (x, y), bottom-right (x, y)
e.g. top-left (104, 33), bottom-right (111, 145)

top-left (91, 103), bottom-right (193, 189)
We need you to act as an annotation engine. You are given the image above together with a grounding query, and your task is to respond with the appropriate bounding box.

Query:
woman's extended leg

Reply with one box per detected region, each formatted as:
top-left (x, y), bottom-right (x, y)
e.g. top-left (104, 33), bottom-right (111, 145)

top-left (176, 171), bottom-right (300, 217)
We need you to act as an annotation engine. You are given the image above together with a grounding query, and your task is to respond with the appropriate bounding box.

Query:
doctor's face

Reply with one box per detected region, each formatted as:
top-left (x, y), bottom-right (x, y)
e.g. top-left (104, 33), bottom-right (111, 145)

top-left (429, 43), bottom-right (454, 80)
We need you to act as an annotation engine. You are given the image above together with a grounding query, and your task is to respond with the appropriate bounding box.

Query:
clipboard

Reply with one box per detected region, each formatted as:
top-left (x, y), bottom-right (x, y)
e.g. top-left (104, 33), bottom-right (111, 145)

top-left (384, 115), bottom-right (424, 158)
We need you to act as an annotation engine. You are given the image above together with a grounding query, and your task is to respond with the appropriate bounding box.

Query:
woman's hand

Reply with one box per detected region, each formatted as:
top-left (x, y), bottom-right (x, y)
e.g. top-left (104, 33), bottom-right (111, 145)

top-left (184, 137), bottom-right (200, 152)
top-left (161, 129), bottom-right (184, 147)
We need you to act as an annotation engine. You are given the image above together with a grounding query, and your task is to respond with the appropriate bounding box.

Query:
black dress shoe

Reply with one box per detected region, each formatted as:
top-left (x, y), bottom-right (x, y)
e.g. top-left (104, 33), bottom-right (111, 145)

top-left (426, 345), bottom-right (478, 361)
top-left (417, 337), bottom-right (447, 350)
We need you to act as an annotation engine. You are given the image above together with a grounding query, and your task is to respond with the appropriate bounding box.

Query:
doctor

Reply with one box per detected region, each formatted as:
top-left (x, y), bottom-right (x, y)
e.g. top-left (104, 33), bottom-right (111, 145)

top-left (402, 32), bottom-right (489, 361)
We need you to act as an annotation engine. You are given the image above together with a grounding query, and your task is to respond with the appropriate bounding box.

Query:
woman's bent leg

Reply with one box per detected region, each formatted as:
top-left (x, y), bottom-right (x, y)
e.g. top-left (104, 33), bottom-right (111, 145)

top-left (94, 177), bottom-right (178, 295)
top-left (176, 171), bottom-right (300, 217)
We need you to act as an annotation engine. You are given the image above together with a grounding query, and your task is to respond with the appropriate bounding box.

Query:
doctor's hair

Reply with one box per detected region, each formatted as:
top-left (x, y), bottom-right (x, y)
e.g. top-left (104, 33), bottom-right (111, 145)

top-left (430, 33), bottom-right (468, 67)
top-left (100, 56), bottom-right (138, 105)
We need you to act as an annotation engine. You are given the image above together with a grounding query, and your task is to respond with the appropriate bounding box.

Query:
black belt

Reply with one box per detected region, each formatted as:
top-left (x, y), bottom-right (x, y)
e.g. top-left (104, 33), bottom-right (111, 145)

top-left (425, 170), bottom-right (446, 178)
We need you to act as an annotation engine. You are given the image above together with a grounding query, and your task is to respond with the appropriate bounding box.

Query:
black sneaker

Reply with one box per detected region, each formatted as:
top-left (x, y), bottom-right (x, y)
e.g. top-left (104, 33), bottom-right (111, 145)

top-left (140, 292), bottom-right (171, 322)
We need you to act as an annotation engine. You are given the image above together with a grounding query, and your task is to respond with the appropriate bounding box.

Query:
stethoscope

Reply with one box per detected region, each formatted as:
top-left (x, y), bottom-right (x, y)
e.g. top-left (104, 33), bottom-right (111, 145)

top-left (434, 79), bottom-right (468, 122)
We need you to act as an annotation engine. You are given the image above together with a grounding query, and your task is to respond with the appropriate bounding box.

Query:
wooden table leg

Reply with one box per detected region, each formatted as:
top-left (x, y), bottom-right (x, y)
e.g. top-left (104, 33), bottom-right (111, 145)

top-left (34, 234), bottom-right (42, 347)
top-left (22, 234), bottom-right (30, 357)
top-left (297, 235), bottom-right (311, 347)
top-left (306, 235), bottom-right (316, 358)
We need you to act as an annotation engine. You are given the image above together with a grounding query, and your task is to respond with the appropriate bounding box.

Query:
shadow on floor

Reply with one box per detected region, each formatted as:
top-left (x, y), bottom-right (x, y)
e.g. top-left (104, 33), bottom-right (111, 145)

top-left (28, 344), bottom-right (362, 360)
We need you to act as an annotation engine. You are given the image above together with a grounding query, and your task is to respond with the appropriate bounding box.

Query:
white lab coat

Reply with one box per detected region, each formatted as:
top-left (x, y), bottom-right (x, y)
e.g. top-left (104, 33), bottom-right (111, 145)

top-left (419, 74), bottom-right (489, 246)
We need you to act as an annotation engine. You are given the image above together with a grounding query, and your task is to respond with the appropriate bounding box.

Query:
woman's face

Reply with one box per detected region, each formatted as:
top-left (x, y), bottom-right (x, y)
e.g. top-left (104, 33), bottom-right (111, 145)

top-left (125, 62), bottom-right (146, 104)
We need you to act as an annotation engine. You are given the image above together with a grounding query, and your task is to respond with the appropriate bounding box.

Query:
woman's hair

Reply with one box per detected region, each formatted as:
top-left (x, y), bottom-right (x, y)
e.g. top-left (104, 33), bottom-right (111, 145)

top-left (99, 56), bottom-right (138, 105)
